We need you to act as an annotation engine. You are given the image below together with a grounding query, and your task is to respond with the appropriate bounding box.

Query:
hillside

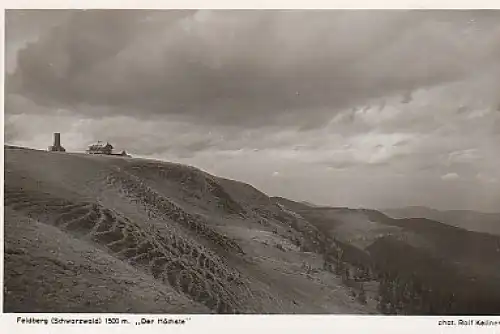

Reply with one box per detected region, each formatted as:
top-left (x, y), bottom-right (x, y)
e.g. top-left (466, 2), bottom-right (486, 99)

top-left (4, 146), bottom-right (374, 314)
top-left (382, 206), bottom-right (500, 236)
top-left (5, 146), bottom-right (500, 315)
top-left (273, 199), bottom-right (500, 314)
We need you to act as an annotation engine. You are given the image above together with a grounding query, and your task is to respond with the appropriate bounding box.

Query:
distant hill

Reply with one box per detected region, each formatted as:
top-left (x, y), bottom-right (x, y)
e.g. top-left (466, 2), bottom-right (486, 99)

top-left (382, 206), bottom-right (500, 236)
top-left (274, 198), bottom-right (500, 315)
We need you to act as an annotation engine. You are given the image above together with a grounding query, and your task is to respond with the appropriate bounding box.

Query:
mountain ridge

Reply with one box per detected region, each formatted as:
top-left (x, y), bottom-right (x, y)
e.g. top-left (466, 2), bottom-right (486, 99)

top-left (382, 206), bottom-right (500, 236)
top-left (4, 145), bottom-right (500, 314)
top-left (4, 146), bottom-right (371, 313)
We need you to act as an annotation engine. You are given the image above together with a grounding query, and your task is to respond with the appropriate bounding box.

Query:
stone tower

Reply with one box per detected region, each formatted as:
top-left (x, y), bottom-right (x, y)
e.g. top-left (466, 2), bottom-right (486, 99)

top-left (48, 132), bottom-right (66, 152)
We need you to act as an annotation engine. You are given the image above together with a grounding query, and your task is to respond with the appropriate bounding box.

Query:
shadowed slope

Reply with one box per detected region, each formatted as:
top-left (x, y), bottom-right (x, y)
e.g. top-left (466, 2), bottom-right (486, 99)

top-left (274, 197), bottom-right (500, 315)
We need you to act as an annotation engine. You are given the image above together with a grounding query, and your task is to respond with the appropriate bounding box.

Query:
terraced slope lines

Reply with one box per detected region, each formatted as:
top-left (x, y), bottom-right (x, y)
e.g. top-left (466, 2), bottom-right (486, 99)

top-left (4, 186), bottom-right (250, 313)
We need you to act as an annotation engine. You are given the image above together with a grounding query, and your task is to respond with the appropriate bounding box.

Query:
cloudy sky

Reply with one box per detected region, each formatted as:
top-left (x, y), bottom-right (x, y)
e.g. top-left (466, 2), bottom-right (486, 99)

top-left (5, 9), bottom-right (500, 212)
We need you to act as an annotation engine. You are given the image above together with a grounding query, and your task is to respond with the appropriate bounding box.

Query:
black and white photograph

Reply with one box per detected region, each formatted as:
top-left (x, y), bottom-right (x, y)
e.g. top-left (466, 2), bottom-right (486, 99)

top-left (4, 8), bottom-right (500, 316)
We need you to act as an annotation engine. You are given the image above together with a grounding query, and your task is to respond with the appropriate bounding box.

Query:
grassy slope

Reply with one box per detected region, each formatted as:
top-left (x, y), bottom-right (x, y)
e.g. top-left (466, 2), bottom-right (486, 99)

top-left (4, 146), bottom-right (374, 314)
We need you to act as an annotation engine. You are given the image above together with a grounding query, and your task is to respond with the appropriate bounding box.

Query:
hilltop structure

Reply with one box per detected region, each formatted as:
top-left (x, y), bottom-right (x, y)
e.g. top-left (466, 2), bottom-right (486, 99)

top-left (48, 133), bottom-right (66, 152)
top-left (87, 141), bottom-right (113, 155)
top-left (86, 141), bottom-right (130, 157)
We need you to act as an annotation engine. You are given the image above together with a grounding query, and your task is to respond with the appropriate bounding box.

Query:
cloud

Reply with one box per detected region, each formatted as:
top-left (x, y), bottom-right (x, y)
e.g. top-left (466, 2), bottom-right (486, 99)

top-left (477, 173), bottom-right (499, 184)
top-left (7, 10), bottom-right (500, 128)
top-left (441, 172), bottom-right (460, 181)
top-left (447, 149), bottom-right (480, 164)
top-left (5, 10), bottom-right (500, 213)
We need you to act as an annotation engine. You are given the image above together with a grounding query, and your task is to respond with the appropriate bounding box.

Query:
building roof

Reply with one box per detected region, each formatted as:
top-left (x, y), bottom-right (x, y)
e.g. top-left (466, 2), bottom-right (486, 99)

top-left (88, 141), bottom-right (114, 150)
